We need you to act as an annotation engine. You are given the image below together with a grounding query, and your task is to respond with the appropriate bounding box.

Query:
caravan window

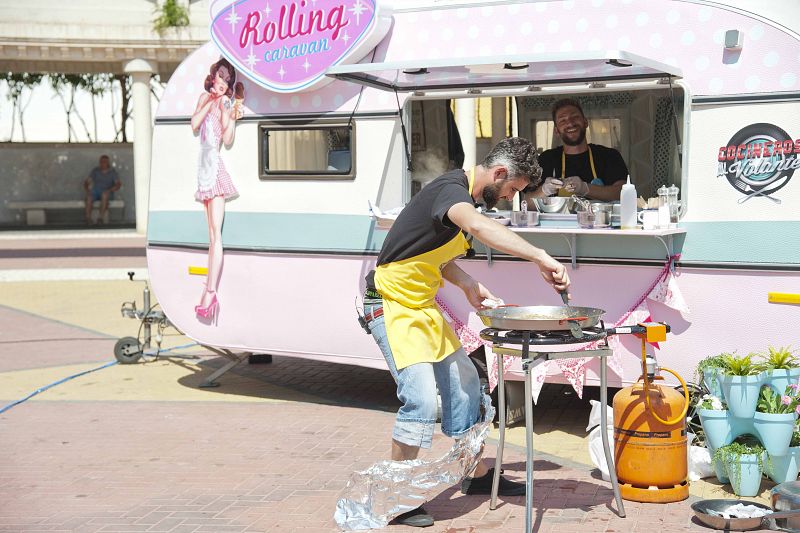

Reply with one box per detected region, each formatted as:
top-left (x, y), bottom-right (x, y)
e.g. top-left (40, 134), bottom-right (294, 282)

top-left (259, 123), bottom-right (354, 179)
top-left (518, 89), bottom-right (684, 201)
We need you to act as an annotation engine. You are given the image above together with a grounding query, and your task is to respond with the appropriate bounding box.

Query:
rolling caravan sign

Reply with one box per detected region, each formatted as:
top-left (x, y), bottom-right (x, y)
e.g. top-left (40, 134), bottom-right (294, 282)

top-left (209, 0), bottom-right (392, 93)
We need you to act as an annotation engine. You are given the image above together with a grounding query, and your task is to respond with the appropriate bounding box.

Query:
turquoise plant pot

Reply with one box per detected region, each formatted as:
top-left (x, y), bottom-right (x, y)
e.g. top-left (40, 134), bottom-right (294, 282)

top-left (702, 367), bottom-right (724, 398)
top-left (710, 448), bottom-right (730, 483)
top-left (753, 412), bottom-right (797, 457)
top-left (766, 447), bottom-right (800, 484)
top-left (764, 368), bottom-right (800, 396)
top-left (724, 452), bottom-right (764, 497)
top-left (719, 374), bottom-right (763, 419)
top-left (698, 409), bottom-right (734, 450)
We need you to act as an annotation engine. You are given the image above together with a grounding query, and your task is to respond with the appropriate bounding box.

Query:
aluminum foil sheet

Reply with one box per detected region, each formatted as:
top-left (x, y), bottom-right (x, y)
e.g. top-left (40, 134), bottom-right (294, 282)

top-left (334, 394), bottom-right (495, 530)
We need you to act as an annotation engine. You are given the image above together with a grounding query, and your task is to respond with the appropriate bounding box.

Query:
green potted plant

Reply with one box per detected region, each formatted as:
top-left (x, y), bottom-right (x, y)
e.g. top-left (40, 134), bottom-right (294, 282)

top-left (753, 384), bottom-right (800, 457)
top-left (718, 352), bottom-right (767, 418)
top-left (761, 345), bottom-right (800, 395)
top-left (713, 437), bottom-right (766, 497)
top-left (696, 353), bottom-right (729, 397)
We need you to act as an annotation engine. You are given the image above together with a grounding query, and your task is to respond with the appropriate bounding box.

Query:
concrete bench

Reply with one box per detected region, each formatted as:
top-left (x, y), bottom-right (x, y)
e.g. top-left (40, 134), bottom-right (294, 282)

top-left (7, 200), bottom-right (125, 226)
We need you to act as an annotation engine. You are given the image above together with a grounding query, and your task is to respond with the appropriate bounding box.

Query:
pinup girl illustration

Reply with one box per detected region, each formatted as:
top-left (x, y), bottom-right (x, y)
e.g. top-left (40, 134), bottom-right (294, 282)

top-left (191, 58), bottom-right (244, 320)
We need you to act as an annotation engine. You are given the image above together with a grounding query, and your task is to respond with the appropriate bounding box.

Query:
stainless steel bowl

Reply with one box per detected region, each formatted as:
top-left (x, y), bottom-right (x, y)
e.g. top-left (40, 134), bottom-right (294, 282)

top-left (590, 203), bottom-right (612, 227)
top-left (532, 197), bottom-right (574, 214)
top-left (772, 481), bottom-right (800, 532)
top-left (576, 210), bottom-right (595, 228)
top-left (510, 211), bottom-right (539, 227)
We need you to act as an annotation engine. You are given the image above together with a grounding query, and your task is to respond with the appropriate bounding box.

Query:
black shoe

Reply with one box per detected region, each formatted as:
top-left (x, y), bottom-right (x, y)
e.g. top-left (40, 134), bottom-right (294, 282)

top-left (461, 468), bottom-right (526, 496)
top-left (390, 506), bottom-right (434, 528)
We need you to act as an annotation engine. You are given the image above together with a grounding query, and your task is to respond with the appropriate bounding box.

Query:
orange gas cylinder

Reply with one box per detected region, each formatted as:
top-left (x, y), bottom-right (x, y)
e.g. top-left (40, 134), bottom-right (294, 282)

top-left (612, 322), bottom-right (690, 503)
top-left (613, 379), bottom-right (689, 502)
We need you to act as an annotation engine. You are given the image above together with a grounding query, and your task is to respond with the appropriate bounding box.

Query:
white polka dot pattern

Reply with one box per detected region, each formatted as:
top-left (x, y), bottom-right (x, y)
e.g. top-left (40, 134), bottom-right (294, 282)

top-left (154, 3), bottom-right (800, 117)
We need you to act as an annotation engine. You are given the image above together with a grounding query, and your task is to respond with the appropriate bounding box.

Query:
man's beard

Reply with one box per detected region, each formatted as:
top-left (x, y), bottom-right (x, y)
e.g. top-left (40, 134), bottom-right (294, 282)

top-left (481, 183), bottom-right (502, 210)
top-left (561, 127), bottom-right (586, 147)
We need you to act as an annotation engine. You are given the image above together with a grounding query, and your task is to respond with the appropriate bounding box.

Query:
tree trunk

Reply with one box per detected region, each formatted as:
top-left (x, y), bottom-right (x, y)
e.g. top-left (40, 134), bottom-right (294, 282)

top-left (120, 75), bottom-right (130, 143)
top-left (110, 75), bottom-right (118, 140)
top-left (8, 99), bottom-right (17, 141)
top-left (19, 87), bottom-right (35, 142)
top-left (91, 94), bottom-right (98, 141)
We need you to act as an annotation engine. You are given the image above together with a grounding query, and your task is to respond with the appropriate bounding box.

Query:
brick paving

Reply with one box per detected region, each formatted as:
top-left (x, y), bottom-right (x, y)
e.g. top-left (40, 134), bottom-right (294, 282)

top-left (0, 231), bottom-right (772, 532)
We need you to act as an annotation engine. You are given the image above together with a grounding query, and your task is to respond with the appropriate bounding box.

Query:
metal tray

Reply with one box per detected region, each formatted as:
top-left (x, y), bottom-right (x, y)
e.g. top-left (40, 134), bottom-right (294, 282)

top-left (476, 305), bottom-right (605, 331)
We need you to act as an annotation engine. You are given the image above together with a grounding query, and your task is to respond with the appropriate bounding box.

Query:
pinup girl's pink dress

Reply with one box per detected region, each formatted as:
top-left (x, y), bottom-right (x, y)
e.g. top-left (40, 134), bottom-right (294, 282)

top-left (196, 99), bottom-right (238, 202)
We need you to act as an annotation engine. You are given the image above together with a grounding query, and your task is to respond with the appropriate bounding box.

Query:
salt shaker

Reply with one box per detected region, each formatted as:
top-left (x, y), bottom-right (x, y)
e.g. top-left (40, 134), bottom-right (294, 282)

top-left (667, 184), bottom-right (680, 228)
top-left (656, 185), bottom-right (670, 229)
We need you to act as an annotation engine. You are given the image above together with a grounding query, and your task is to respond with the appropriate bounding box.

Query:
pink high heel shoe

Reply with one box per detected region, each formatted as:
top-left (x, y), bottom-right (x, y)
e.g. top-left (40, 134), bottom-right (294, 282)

top-left (196, 291), bottom-right (219, 319)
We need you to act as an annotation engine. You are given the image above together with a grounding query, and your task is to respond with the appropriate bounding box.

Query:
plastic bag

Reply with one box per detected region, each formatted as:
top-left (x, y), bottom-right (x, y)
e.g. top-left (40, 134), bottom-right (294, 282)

top-left (586, 399), bottom-right (614, 481)
top-left (688, 431), bottom-right (714, 481)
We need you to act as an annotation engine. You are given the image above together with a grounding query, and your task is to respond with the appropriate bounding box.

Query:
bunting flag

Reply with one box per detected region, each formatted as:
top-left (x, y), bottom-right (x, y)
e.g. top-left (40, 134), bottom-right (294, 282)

top-left (439, 255), bottom-right (689, 401)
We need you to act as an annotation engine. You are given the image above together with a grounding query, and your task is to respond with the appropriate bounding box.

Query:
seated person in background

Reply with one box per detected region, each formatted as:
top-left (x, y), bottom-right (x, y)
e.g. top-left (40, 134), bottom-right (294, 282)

top-left (83, 155), bottom-right (121, 225)
top-left (523, 98), bottom-right (629, 203)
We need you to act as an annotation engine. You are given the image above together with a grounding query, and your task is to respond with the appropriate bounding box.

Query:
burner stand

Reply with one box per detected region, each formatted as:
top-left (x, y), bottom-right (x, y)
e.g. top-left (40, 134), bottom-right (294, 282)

top-left (480, 327), bottom-right (626, 532)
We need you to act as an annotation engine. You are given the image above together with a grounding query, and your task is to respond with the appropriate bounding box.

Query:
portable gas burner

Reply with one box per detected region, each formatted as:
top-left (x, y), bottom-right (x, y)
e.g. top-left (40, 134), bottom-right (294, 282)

top-left (478, 320), bottom-right (671, 533)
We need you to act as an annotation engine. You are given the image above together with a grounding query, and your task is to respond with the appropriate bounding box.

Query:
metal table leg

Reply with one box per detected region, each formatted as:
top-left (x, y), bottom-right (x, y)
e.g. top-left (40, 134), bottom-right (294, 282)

top-left (600, 351), bottom-right (626, 517)
top-left (490, 350), bottom-right (505, 510)
top-left (524, 357), bottom-right (534, 533)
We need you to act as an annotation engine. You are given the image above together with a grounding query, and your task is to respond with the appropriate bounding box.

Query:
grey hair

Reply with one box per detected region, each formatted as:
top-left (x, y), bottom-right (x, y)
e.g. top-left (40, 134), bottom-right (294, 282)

top-left (481, 137), bottom-right (542, 187)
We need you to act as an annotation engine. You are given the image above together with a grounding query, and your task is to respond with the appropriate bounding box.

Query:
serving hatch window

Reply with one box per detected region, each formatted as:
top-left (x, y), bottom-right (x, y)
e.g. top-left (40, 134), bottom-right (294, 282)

top-left (518, 88), bottom-right (684, 201)
top-left (259, 123), bottom-right (354, 179)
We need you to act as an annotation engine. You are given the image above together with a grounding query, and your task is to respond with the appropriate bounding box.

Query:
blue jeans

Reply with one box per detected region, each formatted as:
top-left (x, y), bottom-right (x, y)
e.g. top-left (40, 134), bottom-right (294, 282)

top-left (90, 187), bottom-right (113, 202)
top-left (365, 301), bottom-right (482, 449)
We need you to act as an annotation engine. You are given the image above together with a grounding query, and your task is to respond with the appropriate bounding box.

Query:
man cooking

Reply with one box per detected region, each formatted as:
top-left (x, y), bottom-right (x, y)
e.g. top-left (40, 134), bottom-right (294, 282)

top-left (362, 137), bottom-right (570, 527)
top-left (523, 98), bottom-right (629, 203)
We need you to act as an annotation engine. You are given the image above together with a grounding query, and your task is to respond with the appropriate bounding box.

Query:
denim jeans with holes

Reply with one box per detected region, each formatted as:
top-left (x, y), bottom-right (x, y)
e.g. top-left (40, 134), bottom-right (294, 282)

top-left (365, 301), bottom-right (481, 449)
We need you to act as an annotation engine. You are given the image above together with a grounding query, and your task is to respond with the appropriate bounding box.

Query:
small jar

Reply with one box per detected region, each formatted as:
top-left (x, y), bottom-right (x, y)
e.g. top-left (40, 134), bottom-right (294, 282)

top-left (667, 184), bottom-right (680, 226)
top-left (656, 185), bottom-right (670, 229)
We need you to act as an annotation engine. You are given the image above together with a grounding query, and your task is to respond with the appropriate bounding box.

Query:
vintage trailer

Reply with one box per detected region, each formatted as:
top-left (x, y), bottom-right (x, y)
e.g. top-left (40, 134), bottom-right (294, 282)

top-left (147, 0), bottom-right (800, 391)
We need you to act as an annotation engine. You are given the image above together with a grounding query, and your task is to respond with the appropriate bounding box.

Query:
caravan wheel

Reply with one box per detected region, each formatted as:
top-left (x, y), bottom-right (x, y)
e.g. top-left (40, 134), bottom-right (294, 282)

top-left (114, 336), bottom-right (142, 364)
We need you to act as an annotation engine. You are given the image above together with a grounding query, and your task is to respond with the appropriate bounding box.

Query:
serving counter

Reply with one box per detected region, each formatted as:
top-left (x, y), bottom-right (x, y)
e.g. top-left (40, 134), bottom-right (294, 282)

top-left (477, 223), bottom-right (687, 268)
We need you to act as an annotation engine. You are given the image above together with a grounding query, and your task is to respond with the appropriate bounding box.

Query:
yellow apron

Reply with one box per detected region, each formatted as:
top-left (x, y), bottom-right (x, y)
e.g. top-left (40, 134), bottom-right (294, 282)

top-left (561, 145), bottom-right (598, 180)
top-left (374, 172), bottom-right (474, 370)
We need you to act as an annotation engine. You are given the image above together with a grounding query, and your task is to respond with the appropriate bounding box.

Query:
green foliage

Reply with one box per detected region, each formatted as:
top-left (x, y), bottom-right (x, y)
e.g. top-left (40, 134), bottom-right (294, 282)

top-left (713, 438), bottom-right (765, 488)
top-left (756, 384), bottom-right (800, 414)
top-left (792, 425), bottom-right (800, 448)
top-left (3, 72), bottom-right (44, 100)
top-left (761, 345), bottom-right (799, 370)
top-left (695, 353), bottom-right (731, 383)
top-left (153, 0), bottom-right (190, 34)
top-left (719, 352), bottom-right (766, 377)
top-left (697, 394), bottom-right (726, 410)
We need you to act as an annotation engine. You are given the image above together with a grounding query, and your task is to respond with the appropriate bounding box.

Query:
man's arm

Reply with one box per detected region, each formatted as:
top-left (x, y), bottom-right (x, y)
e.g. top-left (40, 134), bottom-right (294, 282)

top-left (108, 170), bottom-right (122, 192)
top-left (586, 180), bottom-right (624, 201)
top-left (441, 261), bottom-right (499, 309)
top-left (447, 202), bottom-right (569, 292)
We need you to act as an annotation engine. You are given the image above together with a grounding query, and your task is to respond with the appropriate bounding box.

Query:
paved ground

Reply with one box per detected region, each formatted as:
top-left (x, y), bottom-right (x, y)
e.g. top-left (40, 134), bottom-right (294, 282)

top-left (0, 229), bottom-right (773, 532)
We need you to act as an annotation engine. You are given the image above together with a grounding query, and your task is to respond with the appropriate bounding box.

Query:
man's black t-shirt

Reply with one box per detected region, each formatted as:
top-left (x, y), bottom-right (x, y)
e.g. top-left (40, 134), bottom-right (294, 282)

top-left (530, 144), bottom-right (628, 193)
top-left (376, 169), bottom-right (472, 267)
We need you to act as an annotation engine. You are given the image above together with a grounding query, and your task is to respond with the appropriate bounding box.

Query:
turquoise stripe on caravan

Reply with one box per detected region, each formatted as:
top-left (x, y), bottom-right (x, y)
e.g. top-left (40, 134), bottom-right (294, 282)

top-left (679, 221), bottom-right (800, 265)
top-left (147, 211), bottom-right (800, 267)
top-left (147, 211), bottom-right (388, 253)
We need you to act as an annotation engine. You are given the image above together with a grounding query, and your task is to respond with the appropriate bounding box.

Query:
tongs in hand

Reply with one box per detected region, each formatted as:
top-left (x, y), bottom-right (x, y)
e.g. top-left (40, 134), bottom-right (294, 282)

top-left (560, 289), bottom-right (584, 339)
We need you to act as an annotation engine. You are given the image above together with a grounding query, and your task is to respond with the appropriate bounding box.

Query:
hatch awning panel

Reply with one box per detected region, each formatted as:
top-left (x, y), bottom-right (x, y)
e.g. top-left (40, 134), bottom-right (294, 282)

top-left (326, 50), bottom-right (682, 92)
